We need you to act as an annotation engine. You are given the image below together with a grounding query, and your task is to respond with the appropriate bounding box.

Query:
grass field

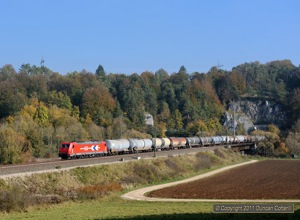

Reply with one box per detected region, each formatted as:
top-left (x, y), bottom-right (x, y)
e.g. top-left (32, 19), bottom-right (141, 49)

top-left (1, 194), bottom-right (299, 220)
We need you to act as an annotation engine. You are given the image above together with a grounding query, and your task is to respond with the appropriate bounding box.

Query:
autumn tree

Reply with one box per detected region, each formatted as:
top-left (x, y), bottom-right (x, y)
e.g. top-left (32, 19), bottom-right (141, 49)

top-left (215, 70), bottom-right (246, 105)
top-left (81, 84), bottom-right (116, 126)
top-left (15, 99), bottom-right (50, 157)
top-left (286, 119), bottom-right (300, 155)
top-left (268, 124), bottom-right (280, 135)
top-left (186, 119), bottom-right (208, 136)
top-left (0, 125), bottom-right (27, 164)
top-left (110, 116), bottom-right (128, 139)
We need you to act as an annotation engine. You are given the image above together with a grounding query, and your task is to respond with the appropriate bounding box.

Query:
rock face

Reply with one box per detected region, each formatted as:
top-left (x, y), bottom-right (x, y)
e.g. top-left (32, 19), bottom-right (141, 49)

top-left (145, 113), bottom-right (154, 126)
top-left (223, 99), bottom-right (288, 134)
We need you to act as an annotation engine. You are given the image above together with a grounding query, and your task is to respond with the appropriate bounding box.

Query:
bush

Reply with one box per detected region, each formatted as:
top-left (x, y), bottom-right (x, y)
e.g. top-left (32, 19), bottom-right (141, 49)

top-left (214, 148), bottom-right (227, 159)
top-left (76, 183), bottom-right (122, 200)
top-left (0, 190), bottom-right (30, 212)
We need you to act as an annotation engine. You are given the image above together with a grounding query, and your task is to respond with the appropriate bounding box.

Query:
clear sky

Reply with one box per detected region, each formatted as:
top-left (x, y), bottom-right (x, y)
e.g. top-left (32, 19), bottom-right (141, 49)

top-left (1, 0), bottom-right (299, 74)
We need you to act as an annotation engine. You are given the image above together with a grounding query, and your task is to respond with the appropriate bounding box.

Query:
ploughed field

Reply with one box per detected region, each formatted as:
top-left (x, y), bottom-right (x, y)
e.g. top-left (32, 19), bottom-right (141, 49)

top-left (148, 160), bottom-right (300, 199)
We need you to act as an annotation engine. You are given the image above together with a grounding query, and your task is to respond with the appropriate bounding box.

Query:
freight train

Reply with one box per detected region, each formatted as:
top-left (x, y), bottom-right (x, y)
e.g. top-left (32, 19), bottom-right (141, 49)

top-left (59, 135), bottom-right (265, 159)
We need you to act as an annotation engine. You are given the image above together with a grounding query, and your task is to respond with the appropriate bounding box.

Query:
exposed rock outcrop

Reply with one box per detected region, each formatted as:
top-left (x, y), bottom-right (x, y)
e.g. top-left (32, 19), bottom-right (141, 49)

top-left (223, 98), bottom-right (288, 134)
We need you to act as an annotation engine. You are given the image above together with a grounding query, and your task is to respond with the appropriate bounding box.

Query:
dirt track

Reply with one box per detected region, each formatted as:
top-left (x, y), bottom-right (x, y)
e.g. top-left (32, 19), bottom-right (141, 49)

top-left (122, 160), bottom-right (300, 202)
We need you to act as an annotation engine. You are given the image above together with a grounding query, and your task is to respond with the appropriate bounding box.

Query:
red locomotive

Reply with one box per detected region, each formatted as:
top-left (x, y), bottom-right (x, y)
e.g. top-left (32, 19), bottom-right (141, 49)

top-left (59, 141), bottom-right (107, 159)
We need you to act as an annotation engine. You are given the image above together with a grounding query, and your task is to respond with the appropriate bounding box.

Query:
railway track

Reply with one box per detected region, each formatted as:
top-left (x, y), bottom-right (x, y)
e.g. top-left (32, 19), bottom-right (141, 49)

top-left (0, 146), bottom-right (221, 178)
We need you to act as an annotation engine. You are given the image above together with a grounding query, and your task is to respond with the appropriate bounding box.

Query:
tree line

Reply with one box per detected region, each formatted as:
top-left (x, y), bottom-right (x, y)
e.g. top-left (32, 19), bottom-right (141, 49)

top-left (0, 60), bottom-right (299, 163)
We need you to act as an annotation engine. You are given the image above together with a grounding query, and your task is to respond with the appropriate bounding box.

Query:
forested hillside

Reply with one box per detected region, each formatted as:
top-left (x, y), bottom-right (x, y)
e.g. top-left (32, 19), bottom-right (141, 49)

top-left (0, 60), bottom-right (299, 163)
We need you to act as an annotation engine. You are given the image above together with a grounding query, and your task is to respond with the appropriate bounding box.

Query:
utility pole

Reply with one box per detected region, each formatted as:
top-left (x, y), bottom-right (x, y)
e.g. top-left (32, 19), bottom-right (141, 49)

top-left (120, 114), bottom-right (123, 139)
top-left (153, 126), bottom-right (157, 157)
top-left (216, 60), bottom-right (223, 69)
top-left (40, 56), bottom-right (45, 67)
top-left (233, 105), bottom-right (236, 139)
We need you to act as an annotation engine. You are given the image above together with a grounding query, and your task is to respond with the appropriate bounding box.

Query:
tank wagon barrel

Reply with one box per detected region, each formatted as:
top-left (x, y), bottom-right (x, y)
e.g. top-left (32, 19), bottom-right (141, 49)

top-left (200, 137), bottom-right (213, 146)
top-left (106, 139), bottom-right (130, 154)
top-left (142, 139), bottom-right (153, 151)
top-left (211, 136), bottom-right (223, 145)
top-left (235, 135), bottom-right (247, 143)
top-left (129, 139), bottom-right (144, 152)
top-left (161, 138), bottom-right (171, 150)
top-left (186, 137), bottom-right (201, 147)
top-left (169, 137), bottom-right (187, 149)
top-left (152, 138), bottom-right (163, 150)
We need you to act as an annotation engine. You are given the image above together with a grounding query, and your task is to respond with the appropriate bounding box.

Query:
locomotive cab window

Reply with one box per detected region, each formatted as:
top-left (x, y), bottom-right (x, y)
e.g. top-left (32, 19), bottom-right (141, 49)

top-left (61, 144), bottom-right (70, 148)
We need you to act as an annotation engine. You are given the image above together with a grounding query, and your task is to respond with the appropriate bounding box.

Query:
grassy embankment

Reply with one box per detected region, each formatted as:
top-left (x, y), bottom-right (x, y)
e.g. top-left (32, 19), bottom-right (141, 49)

top-left (0, 148), bottom-right (299, 220)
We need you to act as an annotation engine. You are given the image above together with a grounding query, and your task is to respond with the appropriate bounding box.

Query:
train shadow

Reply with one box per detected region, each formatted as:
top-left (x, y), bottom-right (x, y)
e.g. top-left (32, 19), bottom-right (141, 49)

top-left (96, 209), bottom-right (299, 220)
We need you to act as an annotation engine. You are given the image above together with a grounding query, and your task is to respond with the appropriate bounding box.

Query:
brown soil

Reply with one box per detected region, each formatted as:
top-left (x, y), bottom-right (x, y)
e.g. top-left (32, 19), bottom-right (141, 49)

top-left (148, 160), bottom-right (300, 200)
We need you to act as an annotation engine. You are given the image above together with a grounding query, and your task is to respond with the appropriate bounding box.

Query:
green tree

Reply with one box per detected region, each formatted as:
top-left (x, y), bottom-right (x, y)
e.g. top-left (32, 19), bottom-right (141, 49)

top-left (206, 118), bottom-right (222, 135)
top-left (289, 88), bottom-right (300, 121)
top-left (48, 72), bottom-right (83, 106)
top-left (95, 65), bottom-right (105, 78)
top-left (160, 82), bottom-right (177, 112)
top-left (155, 68), bottom-right (169, 86)
top-left (47, 91), bottom-right (72, 111)
top-left (157, 101), bottom-right (171, 124)
top-left (113, 101), bottom-right (123, 118)
top-left (95, 64), bottom-right (109, 87)
top-left (123, 88), bottom-right (145, 129)
top-left (174, 109), bottom-right (183, 130)
top-left (0, 64), bottom-right (17, 80)
top-left (0, 80), bottom-right (27, 119)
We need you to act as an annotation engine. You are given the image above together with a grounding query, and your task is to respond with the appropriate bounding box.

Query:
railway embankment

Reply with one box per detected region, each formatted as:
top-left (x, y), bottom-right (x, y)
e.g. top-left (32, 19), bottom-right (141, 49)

top-left (0, 148), bottom-right (253, 213)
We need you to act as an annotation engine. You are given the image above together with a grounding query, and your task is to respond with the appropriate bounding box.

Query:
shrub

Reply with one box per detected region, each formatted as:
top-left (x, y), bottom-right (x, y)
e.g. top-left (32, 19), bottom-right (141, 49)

top-left (76, 183), bottom-right (122, 200)
top-left (0, 189), bottom-right (30, 212)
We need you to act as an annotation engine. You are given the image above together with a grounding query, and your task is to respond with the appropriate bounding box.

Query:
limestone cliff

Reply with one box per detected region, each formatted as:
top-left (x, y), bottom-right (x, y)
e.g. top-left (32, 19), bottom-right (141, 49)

top-left (223, 98), bottom-right (288, 134)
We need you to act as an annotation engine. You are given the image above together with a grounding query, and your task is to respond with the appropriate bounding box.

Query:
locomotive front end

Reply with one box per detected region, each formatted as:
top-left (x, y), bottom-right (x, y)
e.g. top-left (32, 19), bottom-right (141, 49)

top-left (59, 142), bottom-right (72, 159)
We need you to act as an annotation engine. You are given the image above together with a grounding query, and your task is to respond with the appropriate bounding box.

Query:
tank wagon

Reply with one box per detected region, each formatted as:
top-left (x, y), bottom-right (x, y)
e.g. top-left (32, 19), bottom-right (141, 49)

top-left (106, 139), bottom-right (130, 154)
top-left (186, 137), bottom-right (201, 147)
top-left (161, 138), bottom-right (171, 150)
top-left (152, 138), bottom-right (163, 151)
top-left (200, 137), bottom-right (213, 146)
top-left (169, 137), bottom-right (187, 149)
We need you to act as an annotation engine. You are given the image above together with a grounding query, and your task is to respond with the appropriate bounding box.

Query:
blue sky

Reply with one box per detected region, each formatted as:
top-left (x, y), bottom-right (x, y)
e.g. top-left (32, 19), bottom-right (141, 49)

top-left (1, 0), bottom-right (299, 74)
